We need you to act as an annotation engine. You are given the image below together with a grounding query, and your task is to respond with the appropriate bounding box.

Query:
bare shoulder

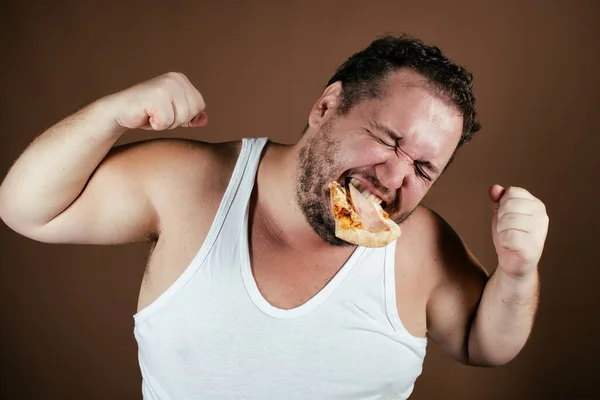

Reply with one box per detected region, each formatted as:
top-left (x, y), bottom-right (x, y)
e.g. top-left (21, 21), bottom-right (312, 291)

top-left (396, 205), bottom-right (488, 286)
top-left (112, 137), bottom-right (243, 233)
top-left (132, 138), bottom-right (243, 311)
top-left (393, 205), bottom-right (489, 344)
top-left (399, 206), bottom-right (491, 363)
top-left (112, 137), bottom-right (241, 175)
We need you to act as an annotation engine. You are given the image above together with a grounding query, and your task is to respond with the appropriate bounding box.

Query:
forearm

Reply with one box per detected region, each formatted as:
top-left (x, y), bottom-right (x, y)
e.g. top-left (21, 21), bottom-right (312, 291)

top-left (0, 96), bottom-right (126, 230)
top-left (467, 266), bottom-right (540, 366)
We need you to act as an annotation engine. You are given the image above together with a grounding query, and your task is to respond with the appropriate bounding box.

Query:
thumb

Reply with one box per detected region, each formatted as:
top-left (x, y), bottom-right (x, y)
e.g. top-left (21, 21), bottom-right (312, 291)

top-left (489, 184), bottom-right (505, 212)
top-left (186, 111), bottom-right (208, 128)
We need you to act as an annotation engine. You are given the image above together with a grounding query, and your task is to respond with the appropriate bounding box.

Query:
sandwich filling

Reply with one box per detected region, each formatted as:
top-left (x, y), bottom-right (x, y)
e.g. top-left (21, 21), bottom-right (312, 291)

top-left (328, 178), bottom-right (401, 248)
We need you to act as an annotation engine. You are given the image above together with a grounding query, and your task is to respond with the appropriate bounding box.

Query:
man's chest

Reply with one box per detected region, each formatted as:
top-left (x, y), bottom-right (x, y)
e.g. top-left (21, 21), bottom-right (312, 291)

top-left (249, 237), bottom-right (431, 339)
top-left (136, 288), bottom-right (426, 399)
top-left (140, 200), bottom-right (433, 340)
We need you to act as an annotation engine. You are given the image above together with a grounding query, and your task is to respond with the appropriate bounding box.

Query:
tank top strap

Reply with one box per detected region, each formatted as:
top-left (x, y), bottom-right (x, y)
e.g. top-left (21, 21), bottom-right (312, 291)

top-left (133, 137), bottom-right (268, 323)
top-left (226, 137), bottom-right (269, 216)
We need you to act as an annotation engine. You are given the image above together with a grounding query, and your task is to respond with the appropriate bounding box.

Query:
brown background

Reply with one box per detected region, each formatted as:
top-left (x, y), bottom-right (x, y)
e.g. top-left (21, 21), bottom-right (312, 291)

top-left (1, 0), bottom-right (599, 399)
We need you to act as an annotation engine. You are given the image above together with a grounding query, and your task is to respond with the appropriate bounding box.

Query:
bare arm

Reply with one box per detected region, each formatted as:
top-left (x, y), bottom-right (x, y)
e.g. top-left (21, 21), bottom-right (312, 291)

top-left (426, 185), bottom-right (548, 367)
top-left (424, 209), bottom-right (489, 365)
top-left (0, 72), bottom-right (207, 245)
top-left (425, 228), bottom-right (538, 367)
top-left (467, 265), bottom-right (539, 366)
top-left (0, 99), bottom-right (126, 237)
top-left (468, 185), bottom-right (546, 366)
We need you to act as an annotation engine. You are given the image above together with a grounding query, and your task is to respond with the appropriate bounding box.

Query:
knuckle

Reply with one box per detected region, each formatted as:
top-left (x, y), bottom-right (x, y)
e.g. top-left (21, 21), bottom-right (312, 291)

top-left (500, 229), bottom-right (518, 245)
top-left (155, 73), bottom-right (178, 89)
top-left (541, 214), bottom-right (550, 228)
top-left (163, 71), bottom-right (181, 80)
top-left (196, 90), bottom-right (205, 105)
top-left (177, 113), bottom-right (189, 127)
top-left (165, 114), bottom-right (175, 128)
top-left (152, 118), bottom-right (168, 130)
top-left (160, 72), bottom-right (184, 89)
top-left (500, 197), bottom-right (515, 209)
top-left (154, 85), bottom-right (170, 99)
top-left (177, 72), bottom-right (191, 83)
top-left (506, 186), bottom-right (529, 198)
top-left (503, 187), bottom-right (517, 199)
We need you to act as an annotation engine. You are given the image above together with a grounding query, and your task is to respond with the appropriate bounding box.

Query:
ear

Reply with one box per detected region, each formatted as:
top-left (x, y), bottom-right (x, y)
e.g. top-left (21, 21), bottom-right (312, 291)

top-left (307, 81), bottom-right (343, 129)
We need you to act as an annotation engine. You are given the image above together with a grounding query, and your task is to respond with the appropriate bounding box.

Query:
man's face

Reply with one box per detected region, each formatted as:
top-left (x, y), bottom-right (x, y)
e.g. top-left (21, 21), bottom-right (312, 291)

top-left (295, 72), bottom-right (463, 247)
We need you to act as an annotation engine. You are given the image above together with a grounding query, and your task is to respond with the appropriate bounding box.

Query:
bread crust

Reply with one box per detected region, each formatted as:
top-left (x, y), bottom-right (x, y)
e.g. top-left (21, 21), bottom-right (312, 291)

top-left (328, 181), bottom-right (401, 248)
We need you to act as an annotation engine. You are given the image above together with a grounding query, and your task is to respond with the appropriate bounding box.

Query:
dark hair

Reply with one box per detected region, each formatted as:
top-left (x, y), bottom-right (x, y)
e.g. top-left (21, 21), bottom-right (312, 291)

top-left (325, 34), bottom-right (481, 150)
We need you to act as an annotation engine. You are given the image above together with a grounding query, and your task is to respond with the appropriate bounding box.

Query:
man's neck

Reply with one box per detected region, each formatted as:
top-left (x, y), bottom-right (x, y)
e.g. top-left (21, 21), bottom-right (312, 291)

top-left (252, 141), bottom-right (340, 253)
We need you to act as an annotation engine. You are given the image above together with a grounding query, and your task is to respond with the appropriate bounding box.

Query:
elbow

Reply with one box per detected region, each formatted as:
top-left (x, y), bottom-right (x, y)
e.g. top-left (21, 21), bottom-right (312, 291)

top-left (466, 343), bottom-right (524, 367)
top-left (0, 186), bottom-right (46, 240)
top-left (0, 209), bottom-right (37, 240)
top-left (0, 185), bottom-right (21, 233)
top-left (467, 354), bottom-right (518, 368)
top-left (466, 319), bottom-right (531, 368)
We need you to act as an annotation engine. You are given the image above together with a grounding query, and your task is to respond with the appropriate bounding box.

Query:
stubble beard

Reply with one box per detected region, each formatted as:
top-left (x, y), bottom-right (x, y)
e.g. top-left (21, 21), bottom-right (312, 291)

top-left (295, 121), bottom-right (351, 247)
top-left (294, 121), bottom-right (419, 247)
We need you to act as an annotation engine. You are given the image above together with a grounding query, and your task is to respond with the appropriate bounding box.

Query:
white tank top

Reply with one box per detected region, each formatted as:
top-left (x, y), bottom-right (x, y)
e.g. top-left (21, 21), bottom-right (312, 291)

top-left (133, 137), bottom-right (427, 399)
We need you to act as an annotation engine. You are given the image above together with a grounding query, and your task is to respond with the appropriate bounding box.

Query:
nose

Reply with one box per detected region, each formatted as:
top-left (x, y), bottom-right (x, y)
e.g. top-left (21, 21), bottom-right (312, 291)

top-left (375, 153), bottom-right (412, 191)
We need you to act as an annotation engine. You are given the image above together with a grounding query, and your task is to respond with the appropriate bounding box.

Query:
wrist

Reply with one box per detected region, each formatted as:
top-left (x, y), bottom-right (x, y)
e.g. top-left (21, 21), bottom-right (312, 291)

top-left (89, 94), bottom-right (130, 141)
top-left (494, 265), bottom-right (539, 288)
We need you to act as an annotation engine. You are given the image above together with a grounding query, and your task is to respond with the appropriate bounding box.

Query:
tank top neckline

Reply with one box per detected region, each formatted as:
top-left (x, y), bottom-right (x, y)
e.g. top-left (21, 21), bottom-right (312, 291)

top-left (237, 140), bottom-right (369, 319)
top-left (239, 210), bottom-right (368, 319)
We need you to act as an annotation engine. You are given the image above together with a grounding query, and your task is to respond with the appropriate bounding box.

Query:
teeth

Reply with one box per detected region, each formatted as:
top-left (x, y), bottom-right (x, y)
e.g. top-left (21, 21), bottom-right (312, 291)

top-left (348, 178), bottom-right (383, 205)
top-left (362, 190), bottom-right (383, 205)
top-left (368, 194), bottom-right (383, 205)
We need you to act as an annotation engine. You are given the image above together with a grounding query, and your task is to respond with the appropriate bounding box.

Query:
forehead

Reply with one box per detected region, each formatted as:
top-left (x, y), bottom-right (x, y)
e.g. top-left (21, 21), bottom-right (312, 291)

top-left (356, 70), bottom-right (464, 160)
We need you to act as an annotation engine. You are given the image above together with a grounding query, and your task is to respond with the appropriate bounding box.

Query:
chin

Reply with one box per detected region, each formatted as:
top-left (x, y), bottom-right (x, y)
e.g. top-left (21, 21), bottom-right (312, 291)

top-left (392, 207), bottom-right (417, 225)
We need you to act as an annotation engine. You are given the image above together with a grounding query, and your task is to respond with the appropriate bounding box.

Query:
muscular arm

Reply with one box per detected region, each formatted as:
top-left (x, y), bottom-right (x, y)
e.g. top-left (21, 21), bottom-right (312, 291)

top-left (467, 264), bottom-right (539, 366)
top-left (1, 131), bottom-right (215, 245)
top-left (424, 208), bottom-right (538, 367)
top-left (0, 98), bottom-right (132, 241)
top-left (0, 72), bottom-right (209, 245)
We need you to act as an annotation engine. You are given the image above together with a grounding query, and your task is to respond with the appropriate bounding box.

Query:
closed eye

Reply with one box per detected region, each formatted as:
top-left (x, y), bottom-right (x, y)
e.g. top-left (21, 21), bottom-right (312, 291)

top-left (415, 165), bottom-right (431, 181)
top-left (375, 136), bottom-right (396, 149)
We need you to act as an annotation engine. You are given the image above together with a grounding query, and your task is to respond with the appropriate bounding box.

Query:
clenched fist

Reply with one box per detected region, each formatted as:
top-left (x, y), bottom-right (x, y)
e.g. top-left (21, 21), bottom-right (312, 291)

top-left (489, 184), bottom-right (549, 278)
top-left (110, 72), bottom-right (207, 131)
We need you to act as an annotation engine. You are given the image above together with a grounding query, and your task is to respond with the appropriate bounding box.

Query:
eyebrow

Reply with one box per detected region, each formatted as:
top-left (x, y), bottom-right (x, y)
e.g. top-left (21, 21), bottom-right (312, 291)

top-left (369, 120), bottom-right (441, 177)
top-left (370, 120), bottom-right (402, 140)
top-left (417, 160), bottom-right (440, 176)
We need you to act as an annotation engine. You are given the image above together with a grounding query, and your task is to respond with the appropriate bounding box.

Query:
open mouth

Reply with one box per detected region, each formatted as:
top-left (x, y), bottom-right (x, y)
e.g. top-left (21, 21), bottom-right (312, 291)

top-left (341, 176), bottom-right (388, 209)
top-left (327, 177), bottom-right (402, 247)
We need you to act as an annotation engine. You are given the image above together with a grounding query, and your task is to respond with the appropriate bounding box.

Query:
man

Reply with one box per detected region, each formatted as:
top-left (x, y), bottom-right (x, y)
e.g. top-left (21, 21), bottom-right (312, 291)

top-left (0, 35), bottom-right (548, 399)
